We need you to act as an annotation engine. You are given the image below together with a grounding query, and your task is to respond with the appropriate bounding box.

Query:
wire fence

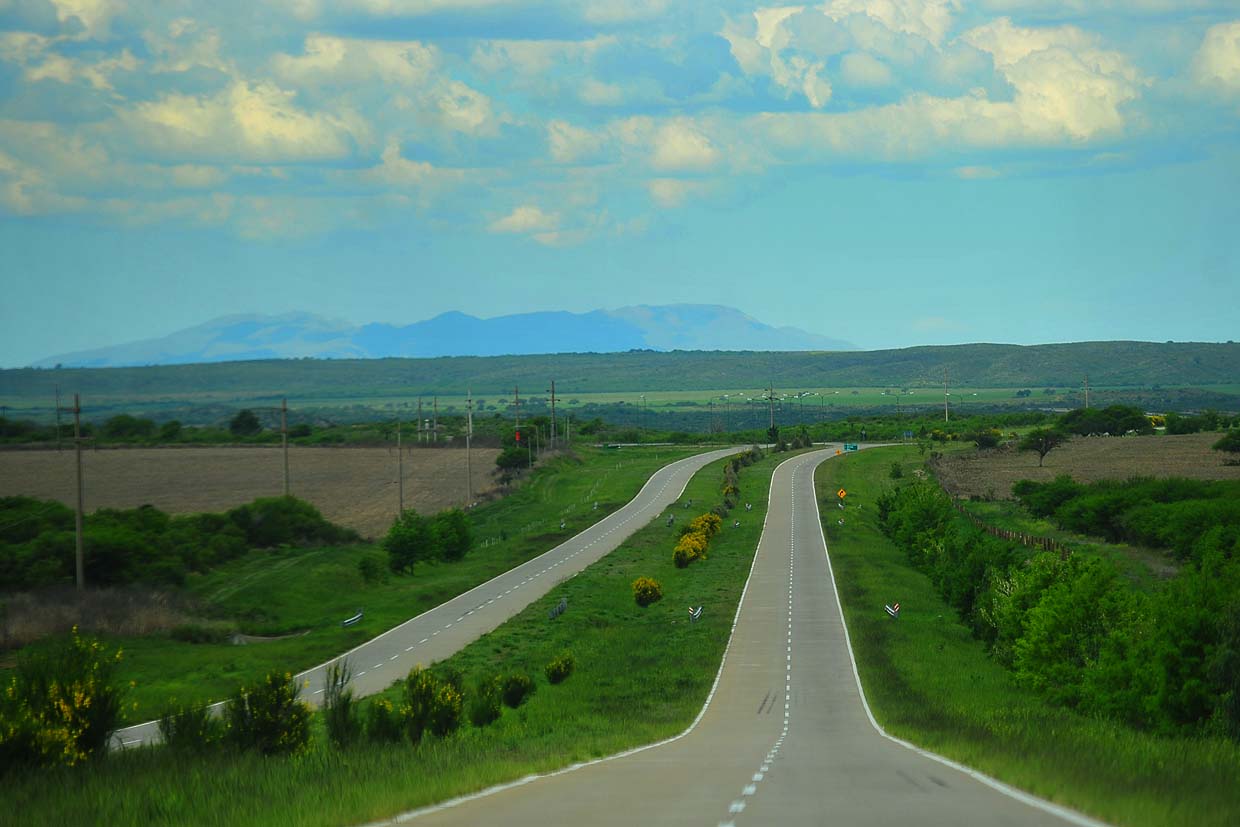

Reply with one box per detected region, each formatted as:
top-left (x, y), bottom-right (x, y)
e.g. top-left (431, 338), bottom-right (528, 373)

top-left (948, 499), bottom-right (1072, 559)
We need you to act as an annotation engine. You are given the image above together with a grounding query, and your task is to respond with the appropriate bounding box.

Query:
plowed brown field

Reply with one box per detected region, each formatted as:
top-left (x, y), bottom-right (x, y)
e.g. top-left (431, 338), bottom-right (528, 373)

top-left (0, 446), bottom-right (500, 539)
top-left (934, 432), bottom-right (1239, 499)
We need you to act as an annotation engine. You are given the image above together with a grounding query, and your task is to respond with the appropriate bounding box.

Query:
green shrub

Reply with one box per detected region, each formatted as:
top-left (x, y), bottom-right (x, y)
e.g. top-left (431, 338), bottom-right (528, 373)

top-left (228, 497), bottom-right (357, 549)
top-left (385, 510), bottom-right (431, 574)
top-left (157, 702), bottom-right (225, 753)
top-left (0, 627), bottom-right (125, 771)
top-left (467, 677), bottom-right (502, 728)
top-left (545, 652), bottom-right (575, 685)
top-left (364, 698), bottom-right (403, 743)
top-left (499, 673), bottom-right (536, 709)
top-left (224, 672), bottom-right (311, 755)
top-left (632, 576), bottom-right (663, 607)
top-left (170, 623), bottom-right (233, 645)
top-left (322, 661), bottom-right (361, 749)
top-left (357, 554), bottom-right (386, 585)
top-left (431, 509), bottom-right (472, 561)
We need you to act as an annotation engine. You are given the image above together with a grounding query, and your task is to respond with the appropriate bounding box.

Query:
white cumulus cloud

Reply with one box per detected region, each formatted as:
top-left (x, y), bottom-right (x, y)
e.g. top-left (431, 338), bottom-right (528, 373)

top-left (1193, 21), bottom-right (1240, 93)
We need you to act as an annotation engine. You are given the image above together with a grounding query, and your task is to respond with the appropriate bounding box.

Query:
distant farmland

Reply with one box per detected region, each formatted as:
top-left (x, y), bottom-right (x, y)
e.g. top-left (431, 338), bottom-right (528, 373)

top-left (0, 446), bottom-right (500, 539)
top-left (934, 432), bottom-right (1240, 500)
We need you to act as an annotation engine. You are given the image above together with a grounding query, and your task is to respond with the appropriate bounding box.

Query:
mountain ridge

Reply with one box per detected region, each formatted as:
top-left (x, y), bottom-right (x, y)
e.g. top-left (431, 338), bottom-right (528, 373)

top-left (32, 305), bottom-right (855, 368)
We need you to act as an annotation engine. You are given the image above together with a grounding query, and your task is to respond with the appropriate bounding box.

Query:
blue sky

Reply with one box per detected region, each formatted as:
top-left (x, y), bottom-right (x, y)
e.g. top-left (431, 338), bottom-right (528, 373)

top-left (1, 0), bottom-right (1238, 367)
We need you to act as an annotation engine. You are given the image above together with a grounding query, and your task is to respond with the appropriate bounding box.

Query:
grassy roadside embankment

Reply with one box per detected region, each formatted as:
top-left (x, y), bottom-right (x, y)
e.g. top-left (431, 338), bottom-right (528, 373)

top-left (33, 445), bottom-right (701, 724)
top-left (3, 447), bottom-right (792, 826)
top-left (817, 446), bottom-right (1240, 827)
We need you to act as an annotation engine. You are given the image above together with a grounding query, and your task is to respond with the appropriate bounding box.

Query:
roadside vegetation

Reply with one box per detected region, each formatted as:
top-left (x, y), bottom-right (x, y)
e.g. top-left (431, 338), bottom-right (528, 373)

top-left (819, 446), bottom-right (1240, 826)
top-left (1, 447), bottom-right (791, 827)
top-left (1, 445), bottom-right (700, 723)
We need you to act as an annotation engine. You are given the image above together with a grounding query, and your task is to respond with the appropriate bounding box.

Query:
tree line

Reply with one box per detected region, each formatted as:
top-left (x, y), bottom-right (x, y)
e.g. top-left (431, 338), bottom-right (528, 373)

top-left (877, 480), bottom-right (1239, 739)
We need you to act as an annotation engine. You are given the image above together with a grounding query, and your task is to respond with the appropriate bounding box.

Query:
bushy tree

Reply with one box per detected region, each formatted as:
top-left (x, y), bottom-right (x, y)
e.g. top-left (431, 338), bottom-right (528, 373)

top-left (229, 409), bottom-right (262, 436)
top-left (1214, 430), bottom-right (1240, 454)
top-left (1019, 428), bottom-right (1066, 467)
top-left (385, 509), bottom-right (430, 573)
top-left (102, 414), bottom-right (155, 439)
top-left (431, 509), bottom-right (472, 561)
top-left (495, 446), bottom-right (527, 471)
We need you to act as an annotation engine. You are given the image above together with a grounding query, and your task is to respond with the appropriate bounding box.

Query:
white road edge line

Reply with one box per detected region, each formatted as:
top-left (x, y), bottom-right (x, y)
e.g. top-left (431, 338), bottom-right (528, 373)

top-left (809, 453), bottom-right (1112, 827)
top-left (357, 449), bottom-right (793, 827)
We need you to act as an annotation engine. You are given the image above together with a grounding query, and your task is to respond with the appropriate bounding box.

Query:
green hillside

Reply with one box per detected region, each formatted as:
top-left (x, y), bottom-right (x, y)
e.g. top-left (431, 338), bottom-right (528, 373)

top-left (2, 341), bottom-right (1237, 414)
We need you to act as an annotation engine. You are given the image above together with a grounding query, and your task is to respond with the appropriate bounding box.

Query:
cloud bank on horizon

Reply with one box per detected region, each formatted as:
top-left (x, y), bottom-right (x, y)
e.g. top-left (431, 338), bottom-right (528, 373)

top-left (1, 0), bottom-right (1238, 364)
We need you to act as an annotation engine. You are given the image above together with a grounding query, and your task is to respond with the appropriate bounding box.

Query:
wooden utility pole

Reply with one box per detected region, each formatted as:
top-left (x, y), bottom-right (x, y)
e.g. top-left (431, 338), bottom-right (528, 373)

top-left (1084, 374), bottom-right (1090, 409)
top-left (433, 397), bottom-right (438, 443)
top-left (417, 398), bottom-right (424, 443)
top-left (68, 394), bottom-right (85, 590)
top-left (944, 368), bottom-right (950, 423)
top-left (281, 398), bottom-right (290, 497)
top-left (465, 391), bottom-right (473, 504)
top-left (547, 380), bottom-right (557, 451)
top-left (512, 385), bottom-right (521, 444)
top-left (397, 416), bottom-right (404, 514)
top-left (55, 385), bottom-right (63, 452)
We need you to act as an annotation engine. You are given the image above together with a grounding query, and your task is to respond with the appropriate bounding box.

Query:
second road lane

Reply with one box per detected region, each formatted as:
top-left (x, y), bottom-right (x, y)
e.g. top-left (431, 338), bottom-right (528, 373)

top-left (112, 446), bottom-right (741, 749)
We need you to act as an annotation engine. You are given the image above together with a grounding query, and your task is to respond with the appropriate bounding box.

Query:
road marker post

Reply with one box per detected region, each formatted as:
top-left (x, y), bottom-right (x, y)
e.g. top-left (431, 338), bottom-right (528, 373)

top-left (884, 602), bottom-right (900, 619)
top-left (689, 606), bottom-right (703, 623)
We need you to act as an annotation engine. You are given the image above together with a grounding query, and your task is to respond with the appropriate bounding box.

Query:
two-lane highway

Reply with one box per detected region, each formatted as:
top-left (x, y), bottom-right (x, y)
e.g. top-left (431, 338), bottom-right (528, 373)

top-left (112, 446), bottom-right (740, 749)
top-left (392, 449), bottom-right (1107, 827)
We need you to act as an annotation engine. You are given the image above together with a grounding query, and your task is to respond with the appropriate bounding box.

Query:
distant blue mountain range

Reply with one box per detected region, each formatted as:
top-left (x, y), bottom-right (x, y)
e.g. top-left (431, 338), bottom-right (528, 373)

top-left (35, 305), bottom-right (855, 368)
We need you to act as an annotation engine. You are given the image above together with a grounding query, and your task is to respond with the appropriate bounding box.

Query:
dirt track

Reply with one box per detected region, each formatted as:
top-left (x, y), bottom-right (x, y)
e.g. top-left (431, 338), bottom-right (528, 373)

top-left (0, 446), bottom-right (500, 539)
top-left (934, 432), bottom-right (1240, 499)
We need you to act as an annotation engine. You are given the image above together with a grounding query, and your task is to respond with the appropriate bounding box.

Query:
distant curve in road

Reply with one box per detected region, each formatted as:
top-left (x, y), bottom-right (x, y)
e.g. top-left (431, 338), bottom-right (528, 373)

top-left (386, 449), bottom-right (1108, 827)
top-left (112, 446), bottom-right (741, 749)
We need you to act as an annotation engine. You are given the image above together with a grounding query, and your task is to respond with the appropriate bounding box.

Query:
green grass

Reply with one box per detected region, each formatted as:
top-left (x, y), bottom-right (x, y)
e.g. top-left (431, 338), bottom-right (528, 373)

top-left (1, 448), bottom-right (796, 826)
top-left (818, 446), bottom-right (1240, 827)
top-left (81, 445), bottom-right (701, 724)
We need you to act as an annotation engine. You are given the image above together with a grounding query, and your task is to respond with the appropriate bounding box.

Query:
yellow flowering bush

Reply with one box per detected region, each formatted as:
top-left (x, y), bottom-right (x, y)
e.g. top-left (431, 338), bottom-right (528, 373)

top-left (673, 529), bottom-right (710, 568)
top-left (632, 576), bottom-right (663, 607)
top-left (224, 672), bottom-right (311, 755)
top-left (688, 513), bottom-right (722, 539)
top-left (0, 626), bottom-right (124, 772)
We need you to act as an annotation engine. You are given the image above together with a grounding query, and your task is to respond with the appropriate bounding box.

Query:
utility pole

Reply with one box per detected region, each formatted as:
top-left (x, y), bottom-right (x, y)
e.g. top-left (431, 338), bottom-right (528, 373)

top-left (465, 391), bottom-right (473, 504)
top-left (1084, 374), bottom-right (1090, 409)
top-left (433, 397), bottom-right (438, 443)
top-left (397, 416), bottom-right (404, 514)
top-left (512, 385), bottom-right (521, 448)
top-left (944, 367), bottom-right (950, 423)
top-left (55, 385), bottom-right (63, 452)
top-left (547, 380), bottom-right (557, 451)
top-left (417, 398), bottom-right (424, 444)
top-left (281, 398), bottom-right (290, 497)
top-left (58, 393), bottom-right (87, 590)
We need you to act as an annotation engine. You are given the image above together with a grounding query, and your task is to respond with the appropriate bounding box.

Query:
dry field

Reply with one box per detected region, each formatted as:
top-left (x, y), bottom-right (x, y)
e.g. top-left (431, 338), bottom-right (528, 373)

top-left (935, 432), bottom-right (1240, 500)
top-left (0, 446), bottom-right (500, 539)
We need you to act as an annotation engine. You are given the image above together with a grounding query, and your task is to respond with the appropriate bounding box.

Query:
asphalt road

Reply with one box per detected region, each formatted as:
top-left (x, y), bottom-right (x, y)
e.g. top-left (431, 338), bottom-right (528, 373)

top-left (391, 449), bottom-right (1108, 827)
top-left (111, 446), bottom-right (741, 749)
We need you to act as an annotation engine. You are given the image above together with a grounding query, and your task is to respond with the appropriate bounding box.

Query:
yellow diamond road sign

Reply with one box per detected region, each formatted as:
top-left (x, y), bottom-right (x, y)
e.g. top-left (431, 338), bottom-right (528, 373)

top-left (837, 488), bottom-right (847, 499)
